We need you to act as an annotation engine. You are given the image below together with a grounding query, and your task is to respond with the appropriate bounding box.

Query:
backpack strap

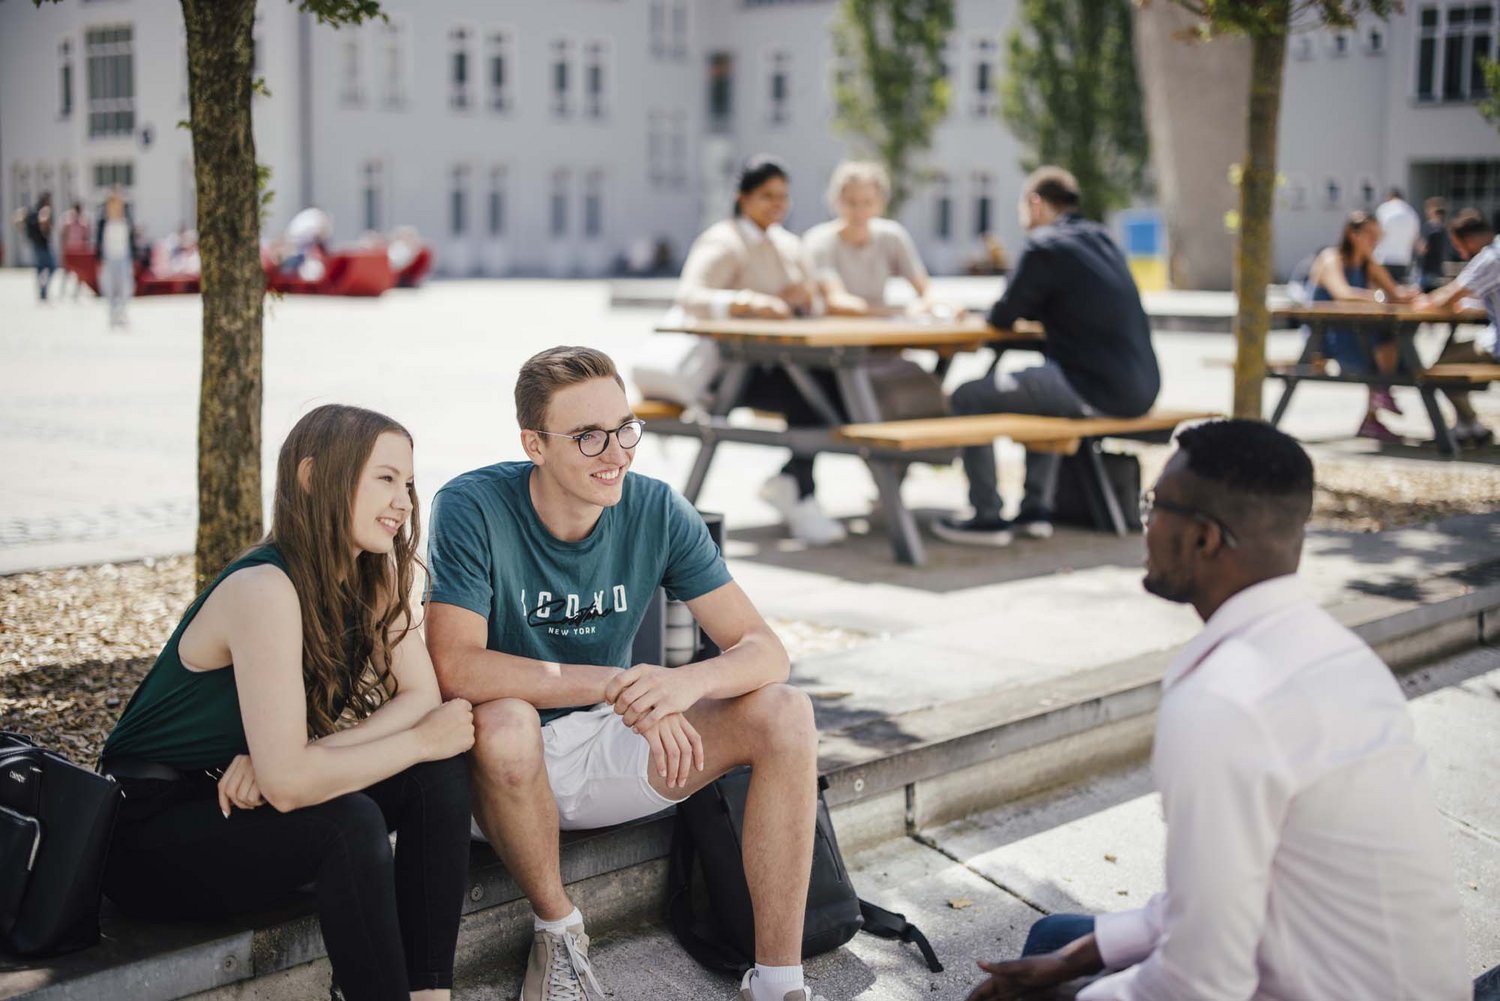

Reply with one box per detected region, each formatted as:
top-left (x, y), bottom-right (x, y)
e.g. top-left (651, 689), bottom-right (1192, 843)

top-left (666, 810), bottom-right (753, 976)
top-left (858, 899), bottom-right (943, 972)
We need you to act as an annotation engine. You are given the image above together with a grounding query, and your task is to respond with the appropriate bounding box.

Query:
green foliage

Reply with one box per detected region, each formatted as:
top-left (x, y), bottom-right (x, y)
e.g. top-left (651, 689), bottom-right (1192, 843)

top-left (1167, 0), bottom-right (1397, 37)
top-left (1000, 0), bottom-right (1149, 220)
top-left (831, 0), bottom-right (956, 212)
top-left (295, 0), bottom-right (386, 27)
top-left (1480, 58), bottom-right (1500, 132)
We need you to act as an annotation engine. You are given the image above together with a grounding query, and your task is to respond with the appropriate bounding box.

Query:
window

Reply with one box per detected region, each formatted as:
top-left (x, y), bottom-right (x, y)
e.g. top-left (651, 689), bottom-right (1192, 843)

top-left (59, 40), bottom-right (74, 118)
top-left (1281, 173), bottom-right (1309, 210)
top-left (652, 0), bottom-right (688, 60)
top-left (551, 39), bottom-right (573, 117)
top-left (450, 165), bottom-right (470, 236)
top-left (971, 36), bottom-right (998, 118)
top-left (933, 174), bottom-right (952, 241)
top-left (361, 161), bottom-right (384, 232)
top-left (92, 161), bottom-right (134, 193)
top-left (707, 51), bottom-right (734, 131)
top-left (340, 29), bottom-right (363, 106)
top-left (972, 172), bottom-right (993, 236)
top-left (85, 26), bottom-right (135, 139)
top-left (449, 26), bottom-right (475, 111)
top-left (767, 50), bottom-right (790, 126)
top-left (1416, 4), bottom-right (1494, 101)
top-left (487, 29), bottom-right (514, 113)
top-left (487, 166), bottom-right (507, 238)
top-left (550, 169), bottom-right (570, 237)
top-left (584, 41), bottom-right (609, 119)
top-left (670, 0), bottom-right (689, 59)
top-left (671, 111), bottom-right (688, 184)
top-left (1327, 28), bottom-right (1351, 56)
top-left (1322, 175), bottom-right (1342, 209)
top-left (584, 170), bottom-right (604, 239)
top-left (648, 111), bottom-right (666, 186)
top-left (1413, 158), bottom-right (1500, 222)
top-left (379, 18), bottom-right (409, 109)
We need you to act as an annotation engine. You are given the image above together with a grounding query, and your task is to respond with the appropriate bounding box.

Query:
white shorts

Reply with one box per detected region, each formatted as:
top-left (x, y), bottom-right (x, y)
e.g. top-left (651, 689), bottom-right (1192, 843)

top-left (470, 704), bottom-right (684, 839)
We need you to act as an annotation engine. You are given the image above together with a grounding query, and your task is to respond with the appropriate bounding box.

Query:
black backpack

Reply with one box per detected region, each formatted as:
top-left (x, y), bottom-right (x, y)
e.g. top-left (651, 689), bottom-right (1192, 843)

top-left (667, 767), bottom-right (941, 975)
top-left (0, 732), bottom-right (121, 957)
top-left (23, 210), bottom-right (45, 245)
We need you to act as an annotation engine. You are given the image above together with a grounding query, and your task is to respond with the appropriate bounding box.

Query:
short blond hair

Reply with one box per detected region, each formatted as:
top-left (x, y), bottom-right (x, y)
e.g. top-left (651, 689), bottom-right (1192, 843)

top-left (825, 160), bottom-right (891, 213)
top-left (516, 346), bottom-right (624, 431)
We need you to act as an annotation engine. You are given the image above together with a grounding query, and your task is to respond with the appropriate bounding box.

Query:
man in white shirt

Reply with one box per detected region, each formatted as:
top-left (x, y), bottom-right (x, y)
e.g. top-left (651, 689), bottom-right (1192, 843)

top-left (1374, 187), bottom-right (1422, 283)
top-left (966, 419), bottom-right (1470, 1001)
top-left (1417, 208), bottom-right (1500, 447)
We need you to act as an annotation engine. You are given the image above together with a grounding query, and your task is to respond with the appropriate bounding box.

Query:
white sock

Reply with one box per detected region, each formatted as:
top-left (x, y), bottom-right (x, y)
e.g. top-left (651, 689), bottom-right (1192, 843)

top-left (751, 964), bottom-right (804, 1000)
top-left (533, 906), bottom-right (582, 934)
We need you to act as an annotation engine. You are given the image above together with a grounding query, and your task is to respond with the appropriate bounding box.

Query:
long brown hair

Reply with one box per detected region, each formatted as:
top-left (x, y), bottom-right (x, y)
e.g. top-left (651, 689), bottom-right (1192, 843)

top-left (265, 404), bottom-right (421, 738)
top-left (1338, 210), bottom-right (1376, 263)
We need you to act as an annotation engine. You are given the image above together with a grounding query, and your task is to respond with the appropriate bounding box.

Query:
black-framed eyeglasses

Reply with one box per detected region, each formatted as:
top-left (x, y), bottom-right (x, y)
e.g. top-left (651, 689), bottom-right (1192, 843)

top-left (530, 419), bottom-right (645, 457)
top-left (1139, 489), bottom-right (1239, 549)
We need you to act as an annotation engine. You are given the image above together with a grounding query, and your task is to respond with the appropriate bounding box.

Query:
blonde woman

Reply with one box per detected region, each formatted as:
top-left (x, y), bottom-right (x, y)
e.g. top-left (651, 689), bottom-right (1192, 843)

top-left (101, 405), bottom-right (475, 1001)
top-left (802, 161), bottom-right (936, 316)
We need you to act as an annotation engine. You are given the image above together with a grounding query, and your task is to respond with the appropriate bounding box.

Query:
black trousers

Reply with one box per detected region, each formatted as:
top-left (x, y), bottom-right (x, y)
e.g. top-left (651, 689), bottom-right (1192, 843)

top-left (740, 365), bottom-right (847, 498)
top-left (104, 757), bottom-right (471, 1000)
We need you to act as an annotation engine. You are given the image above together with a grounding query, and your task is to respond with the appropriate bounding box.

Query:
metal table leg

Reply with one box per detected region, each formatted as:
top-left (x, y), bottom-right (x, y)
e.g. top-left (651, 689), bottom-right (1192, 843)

top-left (1082, 440), bottom-right (1128, 536)
top-left (834, 364), bottom-right (927, 566)
top-left (1397, 325), bottom-right (1457, 457)
top-left (1270, 322), bottom-right (1320, 427)
top-left (682, 360), bottom-right (752, 503)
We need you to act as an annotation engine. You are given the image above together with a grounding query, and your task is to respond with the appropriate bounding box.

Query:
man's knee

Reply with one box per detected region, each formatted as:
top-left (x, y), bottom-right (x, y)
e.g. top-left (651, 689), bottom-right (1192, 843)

top-left (739, 683), bottom-right (817, 759)
top-left (471, 698), bottom-right (545, 787)
top-left (950, 378), bottom-right (994, 417)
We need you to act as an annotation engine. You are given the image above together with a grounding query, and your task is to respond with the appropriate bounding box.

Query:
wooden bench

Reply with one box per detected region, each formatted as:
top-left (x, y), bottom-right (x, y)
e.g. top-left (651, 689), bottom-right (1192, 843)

top-left (837, 409), bottom-right (1217, 536)
top-left (632, 398), bottom-right (687, 422)
top-left (837, 410), bottom-right (1217, 455)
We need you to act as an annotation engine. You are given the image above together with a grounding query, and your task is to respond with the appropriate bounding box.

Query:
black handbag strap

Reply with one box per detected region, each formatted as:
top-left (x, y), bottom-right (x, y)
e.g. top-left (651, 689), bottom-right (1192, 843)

top-left (666, 811), bottom-right (753, 976)
top-left (858, 898), bottom-right (943, 973)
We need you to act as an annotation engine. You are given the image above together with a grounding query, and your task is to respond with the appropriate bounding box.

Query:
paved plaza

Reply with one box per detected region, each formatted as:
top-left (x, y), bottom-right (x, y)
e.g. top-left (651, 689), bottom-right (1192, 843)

top-left (3, 273), bottom-right (1500, 999)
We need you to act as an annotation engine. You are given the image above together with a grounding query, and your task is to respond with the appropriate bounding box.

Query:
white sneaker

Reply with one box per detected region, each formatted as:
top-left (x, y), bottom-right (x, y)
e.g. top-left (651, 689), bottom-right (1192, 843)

top-left (787, 497), bottom-right (847, 545)
top-left (757, 473), bottom-right (801, 520)
top-left (738, 969), bottom-right (828, 1001)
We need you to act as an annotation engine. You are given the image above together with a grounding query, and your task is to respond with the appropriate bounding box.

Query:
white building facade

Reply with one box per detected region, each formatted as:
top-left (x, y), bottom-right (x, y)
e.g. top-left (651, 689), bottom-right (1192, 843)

top-left (1, 0), bottom-right (1495, 283)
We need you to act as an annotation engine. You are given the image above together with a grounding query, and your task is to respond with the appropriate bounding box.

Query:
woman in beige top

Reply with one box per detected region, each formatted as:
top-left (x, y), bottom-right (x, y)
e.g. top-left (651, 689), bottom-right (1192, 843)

top-left (673, 156), bottom-right (846, 546)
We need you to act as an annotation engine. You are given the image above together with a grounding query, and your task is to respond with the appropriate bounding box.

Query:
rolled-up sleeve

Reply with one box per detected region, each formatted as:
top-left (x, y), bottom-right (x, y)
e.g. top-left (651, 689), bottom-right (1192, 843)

top-left (1080, 668), bottom-right (1292, 1000)
top-left (1092, 894), bottom-right (1165, 971)
top-left (675, 230), bottom-right (743, 319)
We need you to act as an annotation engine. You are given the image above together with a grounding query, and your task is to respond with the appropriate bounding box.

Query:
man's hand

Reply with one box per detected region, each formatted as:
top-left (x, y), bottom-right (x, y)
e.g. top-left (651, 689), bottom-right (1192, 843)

top-left (217, 754), bottom-right (265, 816)
top-left (639, 713), bottom-right (705, 790)
top-left (965, 955), bottom-right (1076, 1000)
top-left (605, 663), bottom-right (705, 731)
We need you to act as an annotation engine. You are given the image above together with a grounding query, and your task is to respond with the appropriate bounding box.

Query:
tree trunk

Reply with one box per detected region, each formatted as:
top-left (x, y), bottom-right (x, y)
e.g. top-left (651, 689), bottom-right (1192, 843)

top-left (181, 0), bottom-right (265, 586)
top-left (1231, 17), bottom-right (1287, 419)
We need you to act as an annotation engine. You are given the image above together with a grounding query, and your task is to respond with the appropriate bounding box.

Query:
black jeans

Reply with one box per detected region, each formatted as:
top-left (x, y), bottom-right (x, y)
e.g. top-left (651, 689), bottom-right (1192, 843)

top-left (740, 365), bottom-right (847, 498)
top-left (104, 757), bottom-right (471, 1000)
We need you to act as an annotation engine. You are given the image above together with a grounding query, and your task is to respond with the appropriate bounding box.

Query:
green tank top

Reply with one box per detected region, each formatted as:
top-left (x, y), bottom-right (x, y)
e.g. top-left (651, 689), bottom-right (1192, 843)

top-left (103, 544), bottom-right (289, 770)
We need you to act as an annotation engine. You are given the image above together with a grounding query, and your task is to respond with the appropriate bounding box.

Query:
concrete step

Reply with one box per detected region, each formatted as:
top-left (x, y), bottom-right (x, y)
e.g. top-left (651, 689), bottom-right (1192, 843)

top-left (4, 578), bottom-right (1496, 1000)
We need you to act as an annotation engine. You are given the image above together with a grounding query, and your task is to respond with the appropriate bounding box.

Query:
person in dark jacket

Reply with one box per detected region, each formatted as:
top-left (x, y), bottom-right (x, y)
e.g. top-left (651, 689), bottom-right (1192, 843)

top-left (935, 167), bottom-right (1161, 546)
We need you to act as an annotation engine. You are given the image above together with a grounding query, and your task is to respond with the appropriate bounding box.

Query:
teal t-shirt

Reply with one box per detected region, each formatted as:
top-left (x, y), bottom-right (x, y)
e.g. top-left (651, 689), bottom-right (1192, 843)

top-left (426, 462), bottom-right (732, 723)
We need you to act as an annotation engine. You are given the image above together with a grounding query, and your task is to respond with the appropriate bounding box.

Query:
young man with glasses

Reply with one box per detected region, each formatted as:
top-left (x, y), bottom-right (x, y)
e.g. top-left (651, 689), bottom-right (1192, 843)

top-left (424, 346), bottom-right (825, 1001)
top-left (967, 420), bottom-right (1467, 1001)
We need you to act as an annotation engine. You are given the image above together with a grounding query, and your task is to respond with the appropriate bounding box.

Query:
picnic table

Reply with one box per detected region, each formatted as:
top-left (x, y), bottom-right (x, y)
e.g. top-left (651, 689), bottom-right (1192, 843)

top-left (644, 316), bottom-right (1206, 565)
top-left (1267, 301), bottom-right (1495, 456)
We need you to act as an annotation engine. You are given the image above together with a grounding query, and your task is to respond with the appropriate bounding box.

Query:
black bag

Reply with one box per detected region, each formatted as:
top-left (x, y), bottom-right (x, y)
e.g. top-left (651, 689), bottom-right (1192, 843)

top-left (23, 210), bottom-right (44, 245)
top-left (0, 732), bottom-right (121, 957)
top-left (867, 355), bottom-right (949, 422)
top-left (667, 768), bottom-right (941, 975)
top-left (1052, 449), bottom-right (1142, 531)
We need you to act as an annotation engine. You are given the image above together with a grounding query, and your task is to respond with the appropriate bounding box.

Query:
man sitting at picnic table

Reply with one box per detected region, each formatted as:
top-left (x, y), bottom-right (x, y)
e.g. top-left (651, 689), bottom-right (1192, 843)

top-left (1417, 207), bottom-right (1500, 447)
top-left (936, 166), bottom-right (1161, 546)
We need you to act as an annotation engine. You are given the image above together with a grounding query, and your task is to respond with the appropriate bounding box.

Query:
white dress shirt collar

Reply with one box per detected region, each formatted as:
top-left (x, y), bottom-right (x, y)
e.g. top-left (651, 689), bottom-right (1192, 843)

top-left (1163, 574), bottom-right (1310, 690)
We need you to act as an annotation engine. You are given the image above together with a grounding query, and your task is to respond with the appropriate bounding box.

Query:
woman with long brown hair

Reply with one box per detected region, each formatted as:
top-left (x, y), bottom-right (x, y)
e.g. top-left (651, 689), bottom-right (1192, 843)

top-left (1308, 210), bottom-right (1419, 441)
top-left (101, 405), bottom-right (476, 1001)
